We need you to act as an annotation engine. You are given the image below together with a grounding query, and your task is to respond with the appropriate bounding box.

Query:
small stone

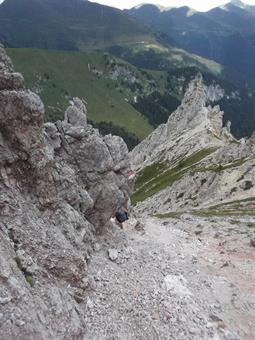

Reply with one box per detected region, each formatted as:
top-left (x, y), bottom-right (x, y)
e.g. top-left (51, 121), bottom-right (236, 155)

top-left (250, 237), bottom-right (255, 247)
top-left (162, 221), bottom-right (170, 226)
top-left (73, 293), bottom-right (85, 304)
top-left (108, 249), bottom-right (118, 261)
top-left (81, 277), bottom-right (89, 288)
top-left (135, 221), bottom-right (145, 231)
top-left (219, 240), bottom-right (227, 246)
top-left (16, 319), bottom-right (25, 327)
top-left (209, 314), bottom-right (223, 322)
top-left (88, 277), bottom-right (97, 290)
top-left (195, 229), bottom-right (203, 235)
top-left (93, 243), bottom-right (101, 252)
top-left (189, 328), bottom-right (198, 334)
top-left (214, 232), bottom-right (221, 238)
top-left (86, 298), bottom-right (94, 309)
top-left (221, 261), bottom-right (230, 268)
top-left (0, 296), bottom-right (11, 305)
top-left (218, 320), bottom-right (227, 329)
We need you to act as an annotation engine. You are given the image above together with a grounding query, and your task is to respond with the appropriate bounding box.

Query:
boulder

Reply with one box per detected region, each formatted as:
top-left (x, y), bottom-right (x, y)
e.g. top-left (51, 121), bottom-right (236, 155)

top-left (250, 237), bottom-right (255, 247)
top-left (64, 97), bottom-right (87, 127)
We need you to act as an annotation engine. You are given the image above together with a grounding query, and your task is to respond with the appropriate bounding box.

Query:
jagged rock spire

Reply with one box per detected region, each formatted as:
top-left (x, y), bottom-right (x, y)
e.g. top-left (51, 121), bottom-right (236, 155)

top-left (180, 74), bottom-right (206, 110)
top-left (131, 74), bottom-right (235, 167)
top-left (64, 97), bottom-right (87, 127)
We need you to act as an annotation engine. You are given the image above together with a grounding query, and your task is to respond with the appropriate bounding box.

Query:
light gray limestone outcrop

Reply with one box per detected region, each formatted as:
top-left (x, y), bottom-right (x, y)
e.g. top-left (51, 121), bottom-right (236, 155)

top-left (131, 75), bottom-right (255, 215)
top-left (0, 46), bottom-right (132, 339)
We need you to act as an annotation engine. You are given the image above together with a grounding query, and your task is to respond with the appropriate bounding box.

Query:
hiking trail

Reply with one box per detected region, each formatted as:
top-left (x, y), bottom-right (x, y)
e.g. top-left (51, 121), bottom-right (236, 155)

top-left (84, 216), bottom-right (255, 340)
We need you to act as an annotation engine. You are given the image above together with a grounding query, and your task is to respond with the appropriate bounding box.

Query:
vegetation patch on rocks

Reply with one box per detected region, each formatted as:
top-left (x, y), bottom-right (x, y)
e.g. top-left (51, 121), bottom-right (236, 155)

top-left (132, 148), bottom-right (216, 204)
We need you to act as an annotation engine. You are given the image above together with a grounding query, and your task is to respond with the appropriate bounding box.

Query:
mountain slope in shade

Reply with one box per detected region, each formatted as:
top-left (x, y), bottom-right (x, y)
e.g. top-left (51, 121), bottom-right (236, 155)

top-left (0, 0), bottom-right (243, 87)
top-left (128, 0), bottom-right (255, 88)
top-left (0, 0), bottom-right (156, 50)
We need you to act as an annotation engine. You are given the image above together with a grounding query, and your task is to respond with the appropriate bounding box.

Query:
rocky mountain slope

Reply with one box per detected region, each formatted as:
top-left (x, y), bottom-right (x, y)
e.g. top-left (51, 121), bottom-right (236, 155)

top-left (131, 75), bottom-right (255, 217)
top-left (0, 46), bottom-right (133, 338)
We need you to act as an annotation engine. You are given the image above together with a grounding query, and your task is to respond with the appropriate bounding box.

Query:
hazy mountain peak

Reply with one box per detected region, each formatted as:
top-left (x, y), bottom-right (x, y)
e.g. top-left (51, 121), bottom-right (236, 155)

top-left (221, 0), bottom-right (249, 10)
top-left (230, 0), bottom-right (245, 7)
top-left (133, 3), bottom-right (171, 12)
top-left (132, 3), bottom-right (197, 14)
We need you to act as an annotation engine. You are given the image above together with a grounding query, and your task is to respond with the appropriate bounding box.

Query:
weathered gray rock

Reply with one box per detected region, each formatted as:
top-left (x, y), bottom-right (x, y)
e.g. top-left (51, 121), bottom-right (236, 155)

top-left (0, 72), bottom-right (24, 91)
top-left (64, 97), bottom-right (87, 127)
top-left (108, 248), bottom-right (118, 261)
top-left (0, 47), bottom-right (132, 339)
top-left (131, 75), bottom-right (255, 215)
top-left (104, 134), bottom-right (130, 171)
top-left (250, 237), bottom-right (255, 247)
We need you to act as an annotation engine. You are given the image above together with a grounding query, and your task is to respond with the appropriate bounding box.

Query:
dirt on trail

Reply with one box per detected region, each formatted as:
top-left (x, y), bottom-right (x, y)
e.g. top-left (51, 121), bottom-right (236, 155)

top-left (84, 215), bottom-right (255, 340)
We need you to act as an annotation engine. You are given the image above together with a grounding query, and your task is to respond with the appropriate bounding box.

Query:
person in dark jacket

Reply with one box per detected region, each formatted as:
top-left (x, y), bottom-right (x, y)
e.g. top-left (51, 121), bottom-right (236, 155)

top-left (115, 206), bottom-right (128, 229)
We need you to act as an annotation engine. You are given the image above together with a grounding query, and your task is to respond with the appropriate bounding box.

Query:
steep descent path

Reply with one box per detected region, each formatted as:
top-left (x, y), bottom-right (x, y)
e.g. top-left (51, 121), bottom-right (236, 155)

top-left (84, 216), bottom-right (255, 340)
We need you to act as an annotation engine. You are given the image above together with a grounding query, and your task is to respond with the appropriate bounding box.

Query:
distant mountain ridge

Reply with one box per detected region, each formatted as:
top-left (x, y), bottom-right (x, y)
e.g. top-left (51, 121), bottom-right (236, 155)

top-left (128, 0), bottom-right (255, 88)
top-left (0, 0), bottom-right (156, 50)
top-left (2, 0), bottom-right (255, 143)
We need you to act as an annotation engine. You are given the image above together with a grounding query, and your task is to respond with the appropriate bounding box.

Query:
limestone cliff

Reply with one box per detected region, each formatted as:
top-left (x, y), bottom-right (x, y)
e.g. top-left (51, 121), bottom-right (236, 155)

top-left (131, 75), bottom-right (255, 216)
top-left (0, 46), bottom-right (131, 339)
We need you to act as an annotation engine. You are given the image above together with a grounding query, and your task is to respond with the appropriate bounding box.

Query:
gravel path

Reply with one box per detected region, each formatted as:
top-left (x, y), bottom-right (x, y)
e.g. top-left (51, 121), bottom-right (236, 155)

top-left (84, 216), bottom-right (255, 340)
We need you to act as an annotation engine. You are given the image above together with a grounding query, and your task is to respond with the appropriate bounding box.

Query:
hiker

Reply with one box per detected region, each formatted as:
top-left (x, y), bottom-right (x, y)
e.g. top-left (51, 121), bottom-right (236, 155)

top-left (115, 206), bottom-right (129, 229)
top-left (127, 169), bottom-right (135, 180)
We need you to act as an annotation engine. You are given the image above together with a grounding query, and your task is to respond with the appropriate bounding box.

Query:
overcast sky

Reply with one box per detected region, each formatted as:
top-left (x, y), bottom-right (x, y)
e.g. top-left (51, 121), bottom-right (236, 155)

top-left (89, 0), bottom-right (255, 11)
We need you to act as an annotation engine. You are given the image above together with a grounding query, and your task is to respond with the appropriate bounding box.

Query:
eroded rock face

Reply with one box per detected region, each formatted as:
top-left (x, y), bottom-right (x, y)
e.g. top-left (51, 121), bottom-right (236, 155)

top-left (131, 75), bottom-right (233, 169)
top-left (0, 46), bottom-right (131, 339)
top-left (131, 75), bottom-right (255, 216)
top-left (64, 97), bottom-right (87, 127)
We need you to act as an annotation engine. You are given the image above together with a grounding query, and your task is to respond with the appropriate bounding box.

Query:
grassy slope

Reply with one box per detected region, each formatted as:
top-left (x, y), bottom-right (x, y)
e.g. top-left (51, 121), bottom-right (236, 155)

top-left (109, 42), bottom-right (222, 76)
top-left (0, 0), bottom-right (156, 51)
top-left (132, 148), bottom-right (217, 204)
top-left (7, 48), bottom-right (153, 140)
